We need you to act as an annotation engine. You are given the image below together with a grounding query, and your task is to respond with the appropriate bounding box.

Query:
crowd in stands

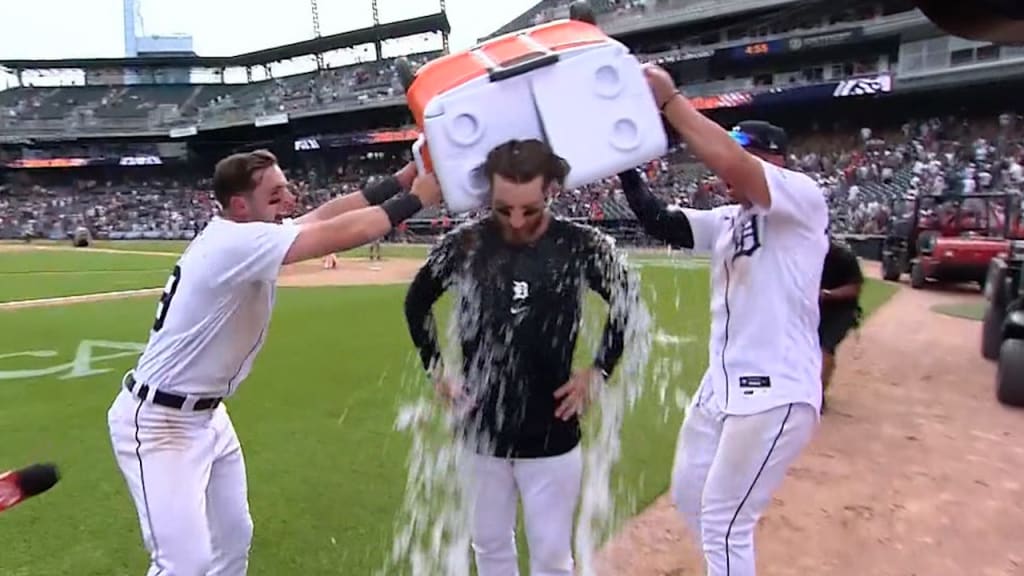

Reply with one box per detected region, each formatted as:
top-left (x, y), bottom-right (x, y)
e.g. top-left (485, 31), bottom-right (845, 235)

top-left (4, 111), bottom-right (1024, 243)
top-left (0, 0), bottom-right (907, 136)
top-left (0, 173), bottom-right (212, 240)
top-left (0, 50), bottom-right (439, 133)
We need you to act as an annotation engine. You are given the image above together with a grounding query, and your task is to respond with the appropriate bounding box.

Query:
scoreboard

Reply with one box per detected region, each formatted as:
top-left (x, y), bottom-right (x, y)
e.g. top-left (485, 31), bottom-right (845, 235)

top-left (730, 39), bottom-right (786, 59)
top-left (727, 29), bottom-right (863, 60)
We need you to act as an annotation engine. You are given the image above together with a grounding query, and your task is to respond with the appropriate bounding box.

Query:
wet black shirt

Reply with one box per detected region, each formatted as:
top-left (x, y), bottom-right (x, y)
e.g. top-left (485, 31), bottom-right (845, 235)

top-left (820, 241), bottom-right (863, 317)
top-left (403, 216), bottom-right (635, 458)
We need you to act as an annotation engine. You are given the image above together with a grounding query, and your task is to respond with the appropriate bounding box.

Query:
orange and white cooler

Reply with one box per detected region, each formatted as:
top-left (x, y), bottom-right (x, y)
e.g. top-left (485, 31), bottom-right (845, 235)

top-left (405, 19), bottom-right (668, 213)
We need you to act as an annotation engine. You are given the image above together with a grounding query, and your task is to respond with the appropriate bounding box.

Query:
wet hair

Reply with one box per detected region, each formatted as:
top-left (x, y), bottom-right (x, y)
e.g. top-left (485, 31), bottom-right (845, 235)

top-left (483, 139), bottom-right (570, 191)
top-left (212, 149), bottom-right (278, 208)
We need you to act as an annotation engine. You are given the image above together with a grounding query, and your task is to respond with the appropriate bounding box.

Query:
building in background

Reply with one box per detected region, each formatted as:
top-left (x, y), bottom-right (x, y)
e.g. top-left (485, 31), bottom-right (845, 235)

top-left (123, 0), bottom-right (195, 83)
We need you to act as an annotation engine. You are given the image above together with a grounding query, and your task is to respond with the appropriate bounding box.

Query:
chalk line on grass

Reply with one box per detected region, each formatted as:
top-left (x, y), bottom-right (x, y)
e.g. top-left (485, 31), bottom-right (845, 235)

top-left (652, 330), bottom-right (696, 346)
top-left (0, 269), bottom-right (169, 276)
top-left (19, 245), bottom-right (180, 257)
top-left (0, 288), bottom-right (163, 310)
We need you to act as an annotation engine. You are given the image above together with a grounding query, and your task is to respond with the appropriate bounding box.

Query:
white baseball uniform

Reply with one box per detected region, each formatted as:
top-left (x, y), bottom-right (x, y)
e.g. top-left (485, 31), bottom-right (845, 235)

top-left (107, 216), bottom-right (299, 576)
top-left (670, 158), bottom-right (828, 576)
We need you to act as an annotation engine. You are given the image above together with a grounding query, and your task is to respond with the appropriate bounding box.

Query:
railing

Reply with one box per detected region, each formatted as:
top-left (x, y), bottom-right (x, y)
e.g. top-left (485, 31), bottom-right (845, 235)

top-left (898, 36), bottom-right (1024, 80)
top-left (584, 0), bottom-right (804, 36)
top-left (0, 85), bottom-right (408, 138)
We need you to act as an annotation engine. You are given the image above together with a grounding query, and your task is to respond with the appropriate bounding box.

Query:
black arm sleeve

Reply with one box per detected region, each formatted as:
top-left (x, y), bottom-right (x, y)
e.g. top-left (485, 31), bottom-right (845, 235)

top-left (404, 234), bottom-right (460, 374)
top-left (618, 168), bottom-right (695, 249)
top-left (360, 175), bottom-right (403, 206)
top-left (583, 230), bottom-right (637, 378)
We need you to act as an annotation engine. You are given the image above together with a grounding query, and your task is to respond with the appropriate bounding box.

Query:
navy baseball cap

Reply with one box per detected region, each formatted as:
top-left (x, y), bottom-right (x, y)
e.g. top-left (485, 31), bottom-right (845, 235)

top-left (729, 120), bottom-right (788, 156)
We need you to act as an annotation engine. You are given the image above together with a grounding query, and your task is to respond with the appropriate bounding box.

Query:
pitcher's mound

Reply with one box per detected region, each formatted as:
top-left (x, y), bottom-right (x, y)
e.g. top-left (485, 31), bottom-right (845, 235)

top-left (279, 257), bottom-right (422, 287)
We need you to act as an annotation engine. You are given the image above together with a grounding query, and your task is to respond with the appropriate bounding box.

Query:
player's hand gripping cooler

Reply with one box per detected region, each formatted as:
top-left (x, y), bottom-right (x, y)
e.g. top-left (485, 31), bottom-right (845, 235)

top-left (403, 19), bottom-right (668, 214)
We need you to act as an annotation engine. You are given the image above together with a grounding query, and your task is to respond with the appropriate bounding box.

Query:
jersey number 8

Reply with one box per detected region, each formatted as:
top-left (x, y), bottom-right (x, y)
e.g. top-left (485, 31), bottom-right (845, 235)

top-left (153, 265), bottom-right (182, 332)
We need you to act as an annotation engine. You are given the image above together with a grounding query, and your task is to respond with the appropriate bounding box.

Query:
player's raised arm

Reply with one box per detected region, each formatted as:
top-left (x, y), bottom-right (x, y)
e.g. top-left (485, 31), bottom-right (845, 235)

top-left (618, 168), bottom-right (721, 254)
top-left (646, 64), bottom-right (827, 233)
top-left (283, 172), bottom-right (441, 264)
top-left (644, 64), bottom-right (771, 210)
top-left (293, 162), bottom-right (417, 225)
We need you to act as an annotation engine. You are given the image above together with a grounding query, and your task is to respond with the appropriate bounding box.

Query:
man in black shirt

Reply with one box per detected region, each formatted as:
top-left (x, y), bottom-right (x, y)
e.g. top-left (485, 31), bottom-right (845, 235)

top-left (403, 139), bottom-right (636, 576)
top-left (819, 239), bottom-right (864, 407)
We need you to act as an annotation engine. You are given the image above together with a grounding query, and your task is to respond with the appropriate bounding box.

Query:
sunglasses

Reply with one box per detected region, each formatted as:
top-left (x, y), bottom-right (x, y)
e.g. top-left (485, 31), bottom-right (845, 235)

top-left (729, 127), bottom-right (753, 148)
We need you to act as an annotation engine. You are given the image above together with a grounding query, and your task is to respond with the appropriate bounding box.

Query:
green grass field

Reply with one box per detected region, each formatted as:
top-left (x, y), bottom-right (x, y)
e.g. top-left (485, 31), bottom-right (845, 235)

top-left (0, 244), bottom-right (897, 575)
top-left (931, 300), bottom-right (985, 321)
top-left (0, 251), bottom-right (178, 303)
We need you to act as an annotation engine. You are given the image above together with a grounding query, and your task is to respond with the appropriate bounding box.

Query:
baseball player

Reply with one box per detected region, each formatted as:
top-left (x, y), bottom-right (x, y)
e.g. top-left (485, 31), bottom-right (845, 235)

top-left (620, 64), bottom-right (829, 576)
top-left (369, 238), bottom-right (382, 261)
top-left (818, 238), bottom-right (863, 409)
top-left (106, 149), bottom-right (440, 576)
top-left (403, 139), bottom-right (637, 576)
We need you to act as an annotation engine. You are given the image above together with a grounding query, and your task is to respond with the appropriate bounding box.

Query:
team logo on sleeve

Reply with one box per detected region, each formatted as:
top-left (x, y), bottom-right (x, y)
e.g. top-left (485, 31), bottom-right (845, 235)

top-left (731, 214), bottom-right (762, 261)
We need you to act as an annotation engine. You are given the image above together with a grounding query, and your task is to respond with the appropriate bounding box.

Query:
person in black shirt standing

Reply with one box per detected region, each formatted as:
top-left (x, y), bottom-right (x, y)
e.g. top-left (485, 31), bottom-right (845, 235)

top-left (403, 139), bottom-right (636, 576)
top-left (818, 239), bottom-right (864, 407)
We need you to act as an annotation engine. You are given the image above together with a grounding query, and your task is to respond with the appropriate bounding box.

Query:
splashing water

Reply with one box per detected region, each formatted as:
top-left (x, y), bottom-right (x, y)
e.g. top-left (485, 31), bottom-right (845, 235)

top-left (571, 253), bottom-right (653, 576)
top-left (377, 272), bottom-right (491, 576)
top-left (379, 244), bottom-right (691, 576)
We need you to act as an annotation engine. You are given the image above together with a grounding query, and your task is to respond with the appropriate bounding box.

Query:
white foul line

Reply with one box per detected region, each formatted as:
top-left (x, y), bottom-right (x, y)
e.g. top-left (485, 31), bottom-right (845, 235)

top-left (0, 288), bottom-right (163, 311)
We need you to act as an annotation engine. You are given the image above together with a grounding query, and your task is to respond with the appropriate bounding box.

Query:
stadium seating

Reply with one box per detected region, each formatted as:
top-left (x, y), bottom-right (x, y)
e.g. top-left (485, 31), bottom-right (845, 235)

top-left (6, 111), bottom-right (1020, 243)
top-left (0, 51), bottom-right (441, 134)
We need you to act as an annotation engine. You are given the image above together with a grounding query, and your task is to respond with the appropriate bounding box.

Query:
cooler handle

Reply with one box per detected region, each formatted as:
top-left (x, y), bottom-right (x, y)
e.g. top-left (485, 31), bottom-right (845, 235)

top-left (412, 134), bottom-right (428, 176)
top-left (471, 32), bottom-right (560, 83)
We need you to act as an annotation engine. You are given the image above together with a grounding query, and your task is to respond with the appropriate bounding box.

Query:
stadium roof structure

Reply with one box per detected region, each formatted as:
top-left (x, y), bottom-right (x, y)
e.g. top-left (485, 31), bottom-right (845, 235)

top-left (0, 12), bottom-right (450, 71)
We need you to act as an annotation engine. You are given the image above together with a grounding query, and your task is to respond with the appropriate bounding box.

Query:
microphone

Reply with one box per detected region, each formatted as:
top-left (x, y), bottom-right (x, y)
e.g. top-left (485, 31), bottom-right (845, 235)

top-left (0, 463), bottom-right (60, 514)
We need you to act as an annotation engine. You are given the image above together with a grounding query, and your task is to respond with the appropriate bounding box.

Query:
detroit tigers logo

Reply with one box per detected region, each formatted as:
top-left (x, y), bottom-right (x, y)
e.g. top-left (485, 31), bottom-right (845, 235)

top-left (512, 281), bottom-right (529, 301)
top-left (730, 214), bottom-right (762, 261)
top-left (510, 281), bottom-right (530, 314)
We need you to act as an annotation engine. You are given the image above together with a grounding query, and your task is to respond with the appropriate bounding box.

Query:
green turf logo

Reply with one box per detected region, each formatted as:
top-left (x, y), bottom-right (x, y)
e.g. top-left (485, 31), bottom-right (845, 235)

top-left (0, 340), bottom-right (145, 381)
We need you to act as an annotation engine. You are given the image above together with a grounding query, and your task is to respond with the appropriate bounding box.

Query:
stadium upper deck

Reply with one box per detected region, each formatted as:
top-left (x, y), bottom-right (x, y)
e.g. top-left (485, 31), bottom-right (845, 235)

top-left (1, 0), bottom-right (1023, 146)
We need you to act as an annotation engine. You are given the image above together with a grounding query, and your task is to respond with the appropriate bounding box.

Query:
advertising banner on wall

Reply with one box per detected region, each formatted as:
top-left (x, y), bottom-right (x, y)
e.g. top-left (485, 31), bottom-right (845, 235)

top-left (4, 154), bottom-right (171, 169)
top-left (293, 128), bottom-right (420, 151)
top-left (691, 73), bottom-right (893, 111)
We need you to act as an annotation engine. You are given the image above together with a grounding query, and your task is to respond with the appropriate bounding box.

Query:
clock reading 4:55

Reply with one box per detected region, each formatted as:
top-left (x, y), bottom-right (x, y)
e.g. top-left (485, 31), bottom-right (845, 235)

top-left (745, 42), bottom-right (771, 56)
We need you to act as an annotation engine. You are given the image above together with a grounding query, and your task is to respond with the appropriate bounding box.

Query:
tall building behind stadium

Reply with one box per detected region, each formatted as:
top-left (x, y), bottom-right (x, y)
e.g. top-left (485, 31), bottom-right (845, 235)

top-left (1, 0), bottom-right (1023, 246)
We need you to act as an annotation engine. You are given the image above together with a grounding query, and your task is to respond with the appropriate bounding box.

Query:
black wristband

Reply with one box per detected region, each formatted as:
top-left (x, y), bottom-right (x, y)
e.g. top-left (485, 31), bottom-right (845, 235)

top-left (381, 194), bottom-right (423, 227)
top-left (362, 176), bottom-right (403, 206)
top-left (660, 91), bottom-right (681, 111)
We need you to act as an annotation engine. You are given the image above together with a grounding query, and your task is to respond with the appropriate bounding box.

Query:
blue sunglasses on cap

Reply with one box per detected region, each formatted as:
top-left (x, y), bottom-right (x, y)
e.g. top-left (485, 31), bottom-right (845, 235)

top-left (729, 127), bottom-right (753, 147)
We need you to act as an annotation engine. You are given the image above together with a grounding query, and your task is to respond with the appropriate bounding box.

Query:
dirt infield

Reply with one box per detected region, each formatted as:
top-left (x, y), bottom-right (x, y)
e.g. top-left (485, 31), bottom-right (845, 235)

top-left (595, 265), bottom-right (1024, 575)
top-left (0, 244), bottom-right (36, 253)
top-left (279, 257), bottom-right (422, 287)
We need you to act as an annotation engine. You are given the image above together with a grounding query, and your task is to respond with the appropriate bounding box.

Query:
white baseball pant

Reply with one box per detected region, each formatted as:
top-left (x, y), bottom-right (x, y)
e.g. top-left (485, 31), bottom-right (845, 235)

top-left (461, 445), bottom-right (583, 576)
top-left (671, 396), bottom-right (817, 576)
top-left (107, 388), bottom-right (253, 576)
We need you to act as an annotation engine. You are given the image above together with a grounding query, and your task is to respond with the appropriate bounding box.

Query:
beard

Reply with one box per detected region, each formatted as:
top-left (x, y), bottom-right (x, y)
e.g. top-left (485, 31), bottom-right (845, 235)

top-left (500, 216), bottom-right (547, 245)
